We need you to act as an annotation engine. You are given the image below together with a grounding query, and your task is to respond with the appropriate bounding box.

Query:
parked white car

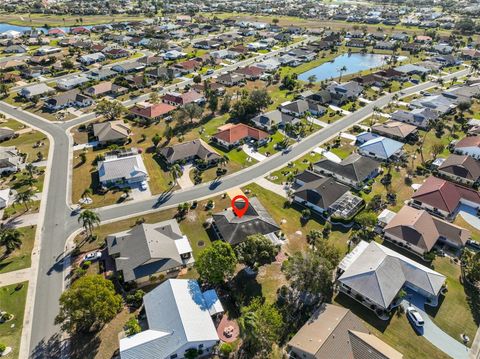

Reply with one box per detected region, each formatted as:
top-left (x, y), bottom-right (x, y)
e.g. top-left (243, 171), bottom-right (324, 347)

top-left (406, 306), bottom-right (424, 327)
top-left (83, 251), bottom-right (102, 262)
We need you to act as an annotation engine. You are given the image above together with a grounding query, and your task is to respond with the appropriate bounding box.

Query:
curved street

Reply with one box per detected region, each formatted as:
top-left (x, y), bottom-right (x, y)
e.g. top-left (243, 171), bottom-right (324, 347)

top-left (0, 67), bottom-right (469, 358)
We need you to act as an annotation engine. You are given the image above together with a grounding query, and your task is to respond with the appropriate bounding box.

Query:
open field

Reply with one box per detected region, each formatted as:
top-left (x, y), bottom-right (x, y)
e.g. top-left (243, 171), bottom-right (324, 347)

top-left (0, 13), bottom-right (147, 27)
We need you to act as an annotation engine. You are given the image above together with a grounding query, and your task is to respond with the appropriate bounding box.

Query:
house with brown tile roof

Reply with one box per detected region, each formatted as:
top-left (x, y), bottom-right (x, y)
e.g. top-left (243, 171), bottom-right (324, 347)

top-left (83, 81), bottom-right (128, 98)
top-left (383, 205), bottom-right (470, 255)
top-left (159, 139), bottom-right (222, 166)
top-left (173, 59), bottom-right (203, 74)
top-left (130, 101), bottom-right (177, 122)
top-left (287, 304), bottom-right (403, 359)
top-left (411, 176), bottom-right (480, 218)
top-left (454, 135), bottom-right (480, 159)
top-left (234, 66), bottom-right (264, 80)
top-left (437, 154), bottom-right (480, 187)
top-left (371, 120), bottom-right (418, 142)
top-left (211, 123), bottom-right (269, 149)
top-left (162, 90), bottom-right (205, 106)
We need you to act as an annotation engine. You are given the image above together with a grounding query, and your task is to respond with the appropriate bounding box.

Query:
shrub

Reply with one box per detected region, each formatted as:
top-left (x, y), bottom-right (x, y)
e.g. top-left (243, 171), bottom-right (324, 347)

top-left (219, 343), bottom-right (234, 356)
top-left (82, 260), bottom-right (91, 269)
top-left (0, 344), bottom-right (6, 353)
top-left (124, 316), bottom-right (141, 336)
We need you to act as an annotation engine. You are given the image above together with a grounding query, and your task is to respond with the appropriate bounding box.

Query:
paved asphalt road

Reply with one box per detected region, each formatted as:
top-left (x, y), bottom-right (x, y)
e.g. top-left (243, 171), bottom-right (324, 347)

top-left (0, 66), bottom-right (469, 357)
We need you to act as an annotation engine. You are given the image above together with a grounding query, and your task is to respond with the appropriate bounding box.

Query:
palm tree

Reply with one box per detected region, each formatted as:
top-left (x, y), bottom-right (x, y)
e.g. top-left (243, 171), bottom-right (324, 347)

top-left (0, 228), bottom-right (23, 254)
top-left (171, 164), bottom-right (183, 185)
top-left (15, 189), bottom-right (35, 211)
top-left (338, 65), bottom-right (347, 82)
top-left (81, 188), bottom-right (92, 200)
top-left (307, 74), bottom-right (317, 87)
top-left (78, 209), bottom-right (101, 238)
top-left (25, 163), bottom-right (36, 178)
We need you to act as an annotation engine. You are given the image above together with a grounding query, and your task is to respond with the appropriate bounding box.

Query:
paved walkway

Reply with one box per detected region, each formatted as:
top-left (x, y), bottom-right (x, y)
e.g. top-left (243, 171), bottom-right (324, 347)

top-left (339, 132), bottom-right (357, 141)
top-left (313, 147), bottom-right (342, 163)
top-left (177, 164), bottom-right (194, 189)
top-left (256, 177), bottom-right (289, 198)
top-left (0, 268), bottom-right (30, 287)
top-left (242, 144), bottom-right (267, 162)
top-left (72, 141), bottom-right (99, 151)
top-left (402, 292), bottom-right (470, 359)
top-left (3, 213), bottom-right (39, 229)
top-left (470, 327), bottom-right (480, 359)
top-left (358, 97), bottom-right (372, 103)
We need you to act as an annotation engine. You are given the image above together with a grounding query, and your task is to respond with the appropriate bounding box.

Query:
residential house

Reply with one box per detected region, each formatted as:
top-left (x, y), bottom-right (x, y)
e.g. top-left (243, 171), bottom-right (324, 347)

top-left (145, 67), bottom-right (181, 81)
top-left (293, 172), bottom-right (363, 218)
top-left (356, 132), bottom-right (404, 161)
top-left (112, 62), bottom-right (145, 74)
top-left (56, 75), bottom-right (90, 91)
top-left (93, 120), bottom-right (131, 144)
top-left (454, 136), bottom-right (480, 159)
top-left (411, 176), bottom-right (480, 218)
top-left (287, 304), bottom-right (403, 359)
top-left (4, 45), bottom-right (28, 54)
top-left (437, 154), bottom-right (480, 187)
top-left (88, 68), bottom-right (117, 81)
top-left (216, 73), bottom-right (245, 87)
top-left (390, 108), bottom-right (439, 129)
top-left (35, 46), bottom-right (61, 56)
top-left (159, 139), bottom-right (221, 166)
top-left (251, 109), bottom-right (299, 131)
top-left (97, 149), bottom-right (148, 188)
top-left (162, 50), bottom-right (186, 60)
top-left (234, 66), bottom-right (264, 80)
top-left (211, 123), bottom-right (269, 149)
top-left (84, 81), bottom-right (127, 98)
top-left (326, 81), bottom-right (364, 106)
top-left (162, 90), bottom-right (205, 106)
top-left (44, 89), bottom-right (93, 111)
top-left (79, 52), bottom-right (106, 65)
top-left (119, 279), bottom-right (221, 359)
top-left (383, 205), bottom-right (470, 255)
top-left (337, 241), bottom-right (446, 313)
top-left (129, 101), bottom-right (177, 122)
top-left (0, 188), bottom-right (10, 209)
top-left (394, 64), bottom-right (431, 76)
top-left (106, 220), bottom-right (194, 284)
top-left (19, 83), bottom-right (54, 99)
top-left (103, 48), bottom-right (129, 59)
top-left (0, 147), bottom-right (22, 174)
top-left (313, 153), bottom-right (380, 189)
top-left (211, 197), bottom-right (280, 245)
top-left (371, 120), bottom-right (418, 142)
top-left (279, 99), bottom-right (326, 117)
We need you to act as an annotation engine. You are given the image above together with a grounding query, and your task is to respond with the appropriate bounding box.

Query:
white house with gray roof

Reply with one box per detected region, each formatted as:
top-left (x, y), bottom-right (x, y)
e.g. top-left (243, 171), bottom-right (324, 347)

top-left (97, 149), bottom-right (147, 188)
top-left (106, 220), bottom-right (194, 283)
top-left (119, 279), bottom-right (222, 359)
top-left (19, 83), bottom-right (54, 99)
top-left (337, 241), bottom-right (446, 315)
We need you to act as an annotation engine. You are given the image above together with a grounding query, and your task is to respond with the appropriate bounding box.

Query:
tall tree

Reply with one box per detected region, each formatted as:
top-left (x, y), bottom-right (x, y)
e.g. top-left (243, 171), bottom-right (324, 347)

top-left (55, 275), bottom-right (122, 333)
top-left (95, 99), bottom-right (126, 121)
top-left (14, 189), bottom-right (35, 211)
top-left (239, 298), bottom-right (283, 356)
top-left (178, 103), bottom-right (203, 123)
top-left (78, 209), bottom-right (100, 237)
top-left (170, 163), bottom-right (183, 185)
top-left (235, 234), bottom-right (279, 269)
top-left (196, 241), bottom-right (237, 285)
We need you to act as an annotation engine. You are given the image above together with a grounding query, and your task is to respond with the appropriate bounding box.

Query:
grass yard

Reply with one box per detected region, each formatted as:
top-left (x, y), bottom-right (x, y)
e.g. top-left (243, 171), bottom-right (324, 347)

top-left (334, 293), bottom-right (451, 359)
top-left (3, 200), bottom-right (41, 219)
top-left (0, 226), bottom-right (36, 274)
top-left (257, 131), bottom-right (286, 156)
top-left (427, 257), bottom-right (478, 346)
top-left (0, 281), bottom-right (28, 359)
top-left (268, 151), bottom-right (323, 184)
top-left (0, 13), bottom-right (147, 27)
top-left (1, 126), bottom-right (49, 163)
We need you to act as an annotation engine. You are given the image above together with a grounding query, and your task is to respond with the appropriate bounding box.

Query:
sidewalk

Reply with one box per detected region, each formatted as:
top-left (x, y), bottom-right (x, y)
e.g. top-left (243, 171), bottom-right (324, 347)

top-left (313, 147), bottom-right (342, 163)
top-left (256, 177), bottom-right (289, 198)
top-left (242, 144), bottom-right (267, 162)
top-left (3, 213), bottom-right (39, 228)
top-left (470, 327), bottom-right (480, 359)
top-left (0, 268), bottom-right (31, 287)
top-left (329, 105), bottom-right (351, 115)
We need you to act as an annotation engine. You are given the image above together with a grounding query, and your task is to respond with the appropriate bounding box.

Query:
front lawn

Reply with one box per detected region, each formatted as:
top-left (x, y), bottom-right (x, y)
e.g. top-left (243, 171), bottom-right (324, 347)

top-left (268, 151), bottom-right (323, 184)
top-left (0, 282), bottom-right (29, 359)
top-left (0, 226), bottom-right (36, 274)
top-left (427, 257), bottom-right (478, 347)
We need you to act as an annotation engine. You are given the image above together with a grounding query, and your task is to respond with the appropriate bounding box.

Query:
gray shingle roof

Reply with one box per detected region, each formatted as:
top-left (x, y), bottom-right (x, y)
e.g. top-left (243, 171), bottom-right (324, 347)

top-left (294, 177), bottom-right (350, 209)
top-left (314, 153), bottom-right (380, 184)
top-left (159, 139), bottom-right (221, 164)
top-left (212, 197), bottom-right (280, 245)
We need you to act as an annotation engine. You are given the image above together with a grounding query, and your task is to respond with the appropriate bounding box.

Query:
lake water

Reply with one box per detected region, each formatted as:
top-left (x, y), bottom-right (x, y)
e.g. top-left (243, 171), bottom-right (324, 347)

top-left (299, 53), bottom-right (407, 82)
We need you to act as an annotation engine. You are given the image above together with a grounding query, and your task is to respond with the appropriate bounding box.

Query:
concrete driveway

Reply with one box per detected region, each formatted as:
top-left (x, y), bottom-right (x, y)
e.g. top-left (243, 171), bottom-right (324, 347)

top-left (402, 291), bottom-right (470, 359)
top-left (458, 204), bottom-right (480, 231)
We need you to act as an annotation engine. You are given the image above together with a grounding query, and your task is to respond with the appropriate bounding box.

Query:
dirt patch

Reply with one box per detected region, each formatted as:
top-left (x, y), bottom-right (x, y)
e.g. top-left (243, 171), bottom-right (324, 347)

top-left (186, 211), bottom-right (198, 222)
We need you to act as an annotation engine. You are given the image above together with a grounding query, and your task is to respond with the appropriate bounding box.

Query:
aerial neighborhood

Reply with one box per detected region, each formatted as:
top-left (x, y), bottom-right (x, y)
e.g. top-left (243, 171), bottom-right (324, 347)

top-left (0, 1), bottom-right (479, 359)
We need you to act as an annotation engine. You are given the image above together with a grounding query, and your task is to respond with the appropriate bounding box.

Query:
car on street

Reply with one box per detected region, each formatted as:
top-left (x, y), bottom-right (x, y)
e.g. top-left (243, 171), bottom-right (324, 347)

top-left (83, 251), bottom-right (102, 262)
top-left (406, 306), bottom-right (424, 327)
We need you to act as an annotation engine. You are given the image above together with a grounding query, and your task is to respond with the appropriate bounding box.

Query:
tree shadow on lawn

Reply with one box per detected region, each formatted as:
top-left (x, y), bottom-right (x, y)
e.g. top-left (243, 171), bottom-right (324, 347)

top-left (464, 282), bottom-right (480, 326)
top-left (68, 331), bottom-right (101, 359)
top-left (31, 333), bottom-right (69, 359)
top-left (230, 269), bottom-right (263, 315)
top-left (334, 292), bottom-right (390, 333)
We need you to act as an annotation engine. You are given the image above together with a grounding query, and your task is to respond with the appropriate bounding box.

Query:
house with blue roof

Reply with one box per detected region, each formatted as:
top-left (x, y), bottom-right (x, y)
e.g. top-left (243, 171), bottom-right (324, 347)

top-left (356, 132), bottom-right (404, 161)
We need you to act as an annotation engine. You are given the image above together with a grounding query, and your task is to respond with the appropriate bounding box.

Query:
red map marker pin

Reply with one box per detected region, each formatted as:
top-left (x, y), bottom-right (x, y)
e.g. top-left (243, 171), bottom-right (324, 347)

top-left (231, 195), bottom-right (249, 218)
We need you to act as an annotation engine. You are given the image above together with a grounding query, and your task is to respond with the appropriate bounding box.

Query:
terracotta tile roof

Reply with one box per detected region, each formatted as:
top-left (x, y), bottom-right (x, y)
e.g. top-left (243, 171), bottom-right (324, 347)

top-left (130, 102), bottom-right (177, 119)
top-left (162, 90), bottom-right (203, 106)
top-left (213, 123), bottom-right (269, 144)
top-left (235, 66), bottom-right (264, 77)
top-left (412, 176), bottom-right (480, 213)
top-left (456, 135), bottom-right (480, 149)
